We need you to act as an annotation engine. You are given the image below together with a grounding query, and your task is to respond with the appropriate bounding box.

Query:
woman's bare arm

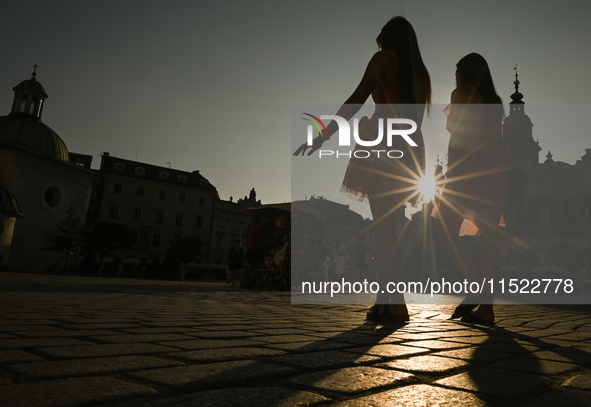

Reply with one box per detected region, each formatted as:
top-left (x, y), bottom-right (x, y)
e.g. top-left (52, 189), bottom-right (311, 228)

top-left (294, 51), bottom-right (397, 155)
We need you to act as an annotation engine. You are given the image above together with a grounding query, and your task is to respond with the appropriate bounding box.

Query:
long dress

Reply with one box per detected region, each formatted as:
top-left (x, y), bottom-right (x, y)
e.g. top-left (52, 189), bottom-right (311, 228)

top-left (340, 82), bottom-right (426, 204)
top-left (439, 96), bottom-right (509, 235)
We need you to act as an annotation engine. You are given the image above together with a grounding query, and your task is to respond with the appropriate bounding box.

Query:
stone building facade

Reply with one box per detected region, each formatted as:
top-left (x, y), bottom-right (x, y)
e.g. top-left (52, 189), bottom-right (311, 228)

top-left (0, 70), bottom-right (97, 272)
top-left (92, 153), bottom-right (218, 263)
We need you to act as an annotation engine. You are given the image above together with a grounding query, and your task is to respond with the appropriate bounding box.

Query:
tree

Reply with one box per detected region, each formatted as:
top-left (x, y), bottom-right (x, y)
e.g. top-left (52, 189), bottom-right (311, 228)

top-left (85, 221), bottom-right (134, 262)
top-left (46, 205), bottom-right (87, 273)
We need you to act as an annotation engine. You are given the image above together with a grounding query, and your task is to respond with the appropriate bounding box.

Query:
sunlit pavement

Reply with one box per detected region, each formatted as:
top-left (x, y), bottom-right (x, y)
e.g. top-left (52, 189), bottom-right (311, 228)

top-left (1, 273), bottom-right (591, 406)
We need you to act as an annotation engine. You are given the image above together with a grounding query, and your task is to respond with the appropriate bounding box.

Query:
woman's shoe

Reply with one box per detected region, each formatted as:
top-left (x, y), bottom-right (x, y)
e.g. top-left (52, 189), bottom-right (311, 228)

top-left (366, 304), bottom-right (385, 321)
top-left (384, 304), bottom-right (410, 323)
top-left (366, 304), bottom-right (409, 323)
top-left (450, 297), bottom-right (479, 319)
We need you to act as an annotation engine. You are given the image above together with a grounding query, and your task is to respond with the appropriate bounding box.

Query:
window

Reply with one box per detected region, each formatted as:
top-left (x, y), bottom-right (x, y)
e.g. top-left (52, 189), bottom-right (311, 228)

top-left (540, 209), bottom-right (550, 226)
top-left (578, 207), bottom-right (589, 225)
top-left (19, 97), bottom-right (27, 113)
top-left (159, 172), bottom-right (169, 181)
top-left (114, 163), bottom-right (124, 173)
top-left (155, 211), bottom-right (164, 224)
top-left (506, 211), bottom-right (516, 227)
top-left (196, 217), bottom-right (204, 229)
top-left (113, 183), bottom-right (122, 193)
top-left (178, 176), bottom-right (187, 183)
top-left (135, 167), bottom-right (145, 176)
top-left (199, 180), bottom-right (208, 187)
top-left (152, 233), bottom-right (161, 247)
top-left (136, 187), bottom-right (145, 197)
top-left (178, 193), bottom-right (186, 203)
top-left (132, 208), bottom-right (142, 221)
top-left (29, 100), bottom-right (36, 115)
top-left (216, 235), bottom-right (224, 250)
top-left (158, 190), bottom-right (167, 200)
top-left (109, 205), bottom-right (119, 219)
top-left (175, 214), bottom-right (184, 226)
top-left (199, 197), bottom-right (206, 206)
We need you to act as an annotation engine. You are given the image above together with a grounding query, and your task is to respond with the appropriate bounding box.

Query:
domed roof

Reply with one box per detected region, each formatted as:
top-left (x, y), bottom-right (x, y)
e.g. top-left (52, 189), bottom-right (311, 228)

top-left (13, 79), bottom-right (48, 98)
top-left (0, 114), bottom-right (69, 161)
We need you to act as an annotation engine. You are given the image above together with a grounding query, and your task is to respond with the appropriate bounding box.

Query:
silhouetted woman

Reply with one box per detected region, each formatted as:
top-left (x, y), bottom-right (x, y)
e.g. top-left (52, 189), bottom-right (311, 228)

top-left (294, 16), bottom-right (431, 321)
top-left (434, 53), bottom-right (509, 324)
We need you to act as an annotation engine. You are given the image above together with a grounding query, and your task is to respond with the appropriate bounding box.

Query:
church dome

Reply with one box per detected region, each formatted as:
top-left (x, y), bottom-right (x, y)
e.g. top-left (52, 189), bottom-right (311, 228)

top-left (0, 114), bottom-right (69, 161)
top-left (0, 69), bottom-right (69, 161)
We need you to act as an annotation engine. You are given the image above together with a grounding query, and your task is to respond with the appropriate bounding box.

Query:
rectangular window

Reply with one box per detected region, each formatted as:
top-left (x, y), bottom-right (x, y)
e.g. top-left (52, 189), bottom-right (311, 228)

top-left (540, 209), bottom-right (550, 226)
top-left (216, 235), bottom-right (223, 250)
top-left (132, 208), bottom-right (142, 221)
top-left (130, 231), bottom-right (139, 246)
top-left (506, 211), bottom-right (516, 227)
top-left (113, 183), bottom-right (122, 193)
top-left (155, 211), bottom-right (164, 224)
top-left (196, 216), bottom-right (204, 229)
top-left (108, 205), bottom-right (119, 219)
top-left (175, 213), bottom-right (184, 226)
top-left (159, 191), bottom-right (167, 200)
top-left (136, 187), bottom-right (144, 197)
top-left (178, 193), bottom-right (186, 203)
top-left (578, 207), bottom-right (588, 225)
top-left (151, 233), bottom-right (161, 247)
top-left (198, 197), bottom-right (206, 206)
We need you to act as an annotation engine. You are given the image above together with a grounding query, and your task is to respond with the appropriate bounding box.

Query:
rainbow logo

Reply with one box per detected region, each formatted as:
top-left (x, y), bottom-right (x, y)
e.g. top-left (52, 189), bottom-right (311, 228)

top-left (302, 113), bottom-right (328, 138)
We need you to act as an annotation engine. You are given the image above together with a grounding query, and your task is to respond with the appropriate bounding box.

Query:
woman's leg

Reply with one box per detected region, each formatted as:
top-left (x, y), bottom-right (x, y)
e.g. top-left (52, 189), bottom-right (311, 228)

top-left (469, 208), bottom-right (504, 323)
top-left (434, 200), bottom-right (480, 286)
top-left (367, 189), bottom-right (408, 319)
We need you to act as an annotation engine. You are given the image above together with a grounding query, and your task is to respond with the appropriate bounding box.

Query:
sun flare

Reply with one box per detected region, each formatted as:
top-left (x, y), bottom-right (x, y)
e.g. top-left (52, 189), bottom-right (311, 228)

top-left (418, 174), bottom-right (436, 202)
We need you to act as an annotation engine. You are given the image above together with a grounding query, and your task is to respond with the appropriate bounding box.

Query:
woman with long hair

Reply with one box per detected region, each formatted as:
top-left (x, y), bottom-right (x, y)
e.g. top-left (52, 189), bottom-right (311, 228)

top-left (434, 53), bottom-right (509, 324)
top-left (294, 16), bottom-right (431, 321)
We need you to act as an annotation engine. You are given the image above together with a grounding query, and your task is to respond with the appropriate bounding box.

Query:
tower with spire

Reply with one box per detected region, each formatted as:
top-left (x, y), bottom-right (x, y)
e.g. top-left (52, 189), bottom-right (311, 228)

top-left (502, 66), bottom-right (542, 166)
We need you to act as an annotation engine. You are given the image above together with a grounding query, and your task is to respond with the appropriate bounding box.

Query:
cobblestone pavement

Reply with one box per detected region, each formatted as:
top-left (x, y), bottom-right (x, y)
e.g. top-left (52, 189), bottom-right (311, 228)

top-left (1, 272), bottom-right (591, 406)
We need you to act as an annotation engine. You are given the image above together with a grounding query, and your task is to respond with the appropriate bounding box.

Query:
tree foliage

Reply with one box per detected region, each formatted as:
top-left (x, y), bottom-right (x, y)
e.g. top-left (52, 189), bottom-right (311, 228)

top-left (46, 205), bottom-right (86, 255)
top-left (165, 234), bottom-right (203, 264)
top-left (85, 221), bottom-right (134, 259)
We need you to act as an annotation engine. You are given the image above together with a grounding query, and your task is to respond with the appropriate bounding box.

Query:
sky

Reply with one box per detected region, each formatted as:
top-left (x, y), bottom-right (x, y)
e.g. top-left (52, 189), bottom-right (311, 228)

top-left (2, 1), bottom-right (590, 219)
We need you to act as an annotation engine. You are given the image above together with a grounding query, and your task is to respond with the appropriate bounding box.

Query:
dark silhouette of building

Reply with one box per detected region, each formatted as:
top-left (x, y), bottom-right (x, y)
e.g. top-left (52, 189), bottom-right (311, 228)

top-left (502, 71), bottom-right (591, 272)
top-left (0, 68), bottom-right (97, 272)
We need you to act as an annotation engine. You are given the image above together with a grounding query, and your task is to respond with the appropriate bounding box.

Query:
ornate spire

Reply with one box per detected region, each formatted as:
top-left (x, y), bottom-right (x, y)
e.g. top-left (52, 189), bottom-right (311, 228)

top-left (544, 150), bottom-right (554, 164)
top-left (510, 64), bottom-right (524, 105)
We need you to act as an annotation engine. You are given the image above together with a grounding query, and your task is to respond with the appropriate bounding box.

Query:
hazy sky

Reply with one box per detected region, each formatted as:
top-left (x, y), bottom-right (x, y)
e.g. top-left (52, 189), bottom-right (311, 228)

top-left (2, 1), bottom-right (590, 219)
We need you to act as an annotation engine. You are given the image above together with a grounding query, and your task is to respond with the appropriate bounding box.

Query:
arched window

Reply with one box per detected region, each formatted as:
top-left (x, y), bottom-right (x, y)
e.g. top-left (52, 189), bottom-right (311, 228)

top-left (19, 97), bottom-right (27, 113)
top-left (114, 163), bottom-right (124, 173)
top-left (135, 167), bottom-right (145, 176)
top-left (29, 99), bottom-right (37, 115)
top-left (159, 172), bottom-right (169, 181)
top-left (178, 176), bottom-right (187, 184)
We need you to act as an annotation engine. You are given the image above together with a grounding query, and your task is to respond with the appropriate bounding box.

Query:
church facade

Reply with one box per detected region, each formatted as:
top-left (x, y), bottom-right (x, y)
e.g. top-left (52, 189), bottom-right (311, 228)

top-left (501, 73), bottom-right (591, 272)
top-left (0, 69), bottom-right (97, 272)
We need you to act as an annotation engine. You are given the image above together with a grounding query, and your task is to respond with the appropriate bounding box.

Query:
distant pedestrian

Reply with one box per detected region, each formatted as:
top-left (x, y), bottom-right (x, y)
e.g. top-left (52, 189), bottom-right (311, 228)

top-left (333, 247), bottom-right (348, 280)
top-left (225, 240), bottom-right (244, 285)
top-left (241, 221), bottom-right (274, 288)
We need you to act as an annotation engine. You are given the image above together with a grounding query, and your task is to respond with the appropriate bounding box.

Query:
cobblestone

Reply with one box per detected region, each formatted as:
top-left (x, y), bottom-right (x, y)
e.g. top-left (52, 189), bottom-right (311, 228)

top-left (2, 272), bottom-right (591, 406)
